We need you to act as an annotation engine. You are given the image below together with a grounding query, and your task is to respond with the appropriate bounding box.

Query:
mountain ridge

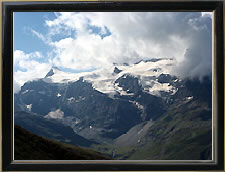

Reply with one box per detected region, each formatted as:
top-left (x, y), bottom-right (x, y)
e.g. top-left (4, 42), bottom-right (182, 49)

top-left (14, 58), bottom-right (212, 160)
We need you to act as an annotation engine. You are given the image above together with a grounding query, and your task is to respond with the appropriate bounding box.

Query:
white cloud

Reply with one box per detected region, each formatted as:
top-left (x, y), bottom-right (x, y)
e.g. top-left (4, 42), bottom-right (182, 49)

top-left (14, 61), bottom-right (51, 86)
top-left (41, 12), bottom-right (211, 79)
top-left (16, 12), bottom-right (212, 89)
top-left (173, 13), bottom-right (212, 79)
top-left (31, 29), bottom-right (46, 42)
top-left (31, 29), bottom-right (54, 46)
top-left (14, 50), bottom-right (51, 91)
top-left (14, 50), bottom-right (43, 65)
top-left (45, 12), bottom-right (88, 33)
top-left (14, 80), bottom-right (21, 93)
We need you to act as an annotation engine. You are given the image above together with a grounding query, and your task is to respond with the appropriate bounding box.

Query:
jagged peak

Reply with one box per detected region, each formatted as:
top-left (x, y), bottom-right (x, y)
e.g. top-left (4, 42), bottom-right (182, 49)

top-left (45, 66), bottom-right (61, 78)
top-left (113, 67), bottom-right (122, 74)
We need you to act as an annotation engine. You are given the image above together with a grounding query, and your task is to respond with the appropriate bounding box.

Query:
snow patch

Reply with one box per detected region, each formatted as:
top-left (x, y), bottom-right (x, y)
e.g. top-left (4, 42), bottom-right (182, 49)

top-left (67, 96), bottom-right (86, 103)
top-left (75, 97), bottom-right (86, 102)
top-left (44, 109), bottom-right (64, 119)
top-left (187, 96), bottom-right (193, 100)
top-left (119, 90), bottom-right (135, 96)
top-left (148, 81), bottom-right (174, 96)
top-left (171, 88), bottom-right (178, 95)
top-left (67, 97), bottom-right (75, 102)
top-left (43, 58), bottom-right (177, 97)
top-left (22, 90), bottom-right (29, 94)
top-left (135, 102), bottom-right (144, 110)
top-left (130, 101), bottom-right (144, 110)
top-left (26, 104), bottom-right (32, 111)
top-left (116, 86), bottom-right (123, 91)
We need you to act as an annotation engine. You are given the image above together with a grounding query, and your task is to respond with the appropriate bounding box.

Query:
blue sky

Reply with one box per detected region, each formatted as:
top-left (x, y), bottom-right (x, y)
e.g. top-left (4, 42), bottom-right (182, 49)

top-left (14, 12), bottom-right (112, 74)
top-left (14, 12), bottom-right (55, 55)
top-left (13, 12), bottom-right (212, 92)
top-left (14, 12), bottom-right (111, 52)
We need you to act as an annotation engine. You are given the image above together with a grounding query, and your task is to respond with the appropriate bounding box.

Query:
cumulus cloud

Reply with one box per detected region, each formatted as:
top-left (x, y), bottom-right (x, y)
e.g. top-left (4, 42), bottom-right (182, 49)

top-left (173, 14), bottom-right (212, 79)
top-left (14, 60), bottom-right (51, 86)
top-left (14, 50), bottom-right (43, 65)
top-left (14, 50), bottom-right (51, 91)
top-left (42, 12), bottom-right (212, 78)
top-left (15, 12), bottom-right (212, 90)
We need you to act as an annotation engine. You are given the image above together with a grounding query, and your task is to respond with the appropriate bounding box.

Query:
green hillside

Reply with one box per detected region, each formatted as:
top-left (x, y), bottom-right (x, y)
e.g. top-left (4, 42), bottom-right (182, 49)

top-left (127, 99), bottom-right (212, 160)
top-left (14, 125), bottom-right (111, 160)
top-left (91, 99), bottom-right (212, 160)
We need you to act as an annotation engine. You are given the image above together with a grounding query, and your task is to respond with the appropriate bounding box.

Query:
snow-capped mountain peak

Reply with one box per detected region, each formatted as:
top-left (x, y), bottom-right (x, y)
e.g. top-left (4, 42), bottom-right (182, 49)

top-left (43, 58), bottom-right (178, 97)
top-left (45, 66), bottom-right (62, 78)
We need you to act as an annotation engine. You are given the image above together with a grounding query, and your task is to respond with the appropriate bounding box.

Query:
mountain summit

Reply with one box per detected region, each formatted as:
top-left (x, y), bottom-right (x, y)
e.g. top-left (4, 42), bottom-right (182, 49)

top-left (45, 66), bottom-right (61, 78)
top-left (41, 58), bottom-right (177, 97)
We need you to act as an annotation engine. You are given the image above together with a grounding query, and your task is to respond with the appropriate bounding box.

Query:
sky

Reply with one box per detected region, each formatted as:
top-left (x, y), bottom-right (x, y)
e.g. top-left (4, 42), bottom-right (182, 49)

top-left (14, 12), bottom-right (212, 92)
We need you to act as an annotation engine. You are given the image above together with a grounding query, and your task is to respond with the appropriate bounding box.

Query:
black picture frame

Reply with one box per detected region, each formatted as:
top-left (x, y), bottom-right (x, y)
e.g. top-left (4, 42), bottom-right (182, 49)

top-left (2, 1), bottom-right (224, 171)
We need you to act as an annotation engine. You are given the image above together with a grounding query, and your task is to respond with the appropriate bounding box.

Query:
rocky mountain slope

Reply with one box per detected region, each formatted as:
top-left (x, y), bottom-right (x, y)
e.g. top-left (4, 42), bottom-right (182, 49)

top-left (14, 111), bottom-right (96, 147)
top-left (113, 78), bottom-right (212, 159)
top-left (14, 58), bottom-right (212, 160)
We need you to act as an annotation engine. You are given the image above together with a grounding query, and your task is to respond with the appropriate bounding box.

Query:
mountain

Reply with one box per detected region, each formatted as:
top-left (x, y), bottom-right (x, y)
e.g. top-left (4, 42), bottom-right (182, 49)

top-left (44, 66), bottom-right (61, 78)
top-left (127, 99), bottom-right (212, 160)
top-left (89, 75), bottom-right (212, 160)
top-left (113, 77), bottom-right (212, 160)
top-left (14, 125), bottom-right (111, 160)
top-left (15, 78), bottom-right (143, 142)
top-left (14, 58), bottom-right (212, 160)
top-left (14, 111), bottom-right (96, 147)
top-left (15, 59), bottom-right (176, 142)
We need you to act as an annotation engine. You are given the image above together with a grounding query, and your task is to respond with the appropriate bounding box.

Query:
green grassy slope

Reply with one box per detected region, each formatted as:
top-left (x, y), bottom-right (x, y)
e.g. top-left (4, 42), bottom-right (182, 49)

top-left (126, 100), bottom-right (212, 160)
top-left (91, 100), bottom-right (212, 160)
top-left (14, 125), bottom-right (111, 160)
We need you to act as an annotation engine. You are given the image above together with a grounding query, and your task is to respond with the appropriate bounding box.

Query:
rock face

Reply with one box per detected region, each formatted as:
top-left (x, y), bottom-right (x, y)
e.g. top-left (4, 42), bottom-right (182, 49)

top-left (45, 66), bottom-right (61, 78)
top-left (14, 111), bottom-right (96, 147)
top-left (14, 58), bottom-right (212, 160)
top-left (113, 77), bottom-right (212, 160)
top-left (15, 78), bottom-right (143, 142)
top-left (113, 67), bottom-right (122, 74)
top-left (157, 73), bottom-right (173, 83)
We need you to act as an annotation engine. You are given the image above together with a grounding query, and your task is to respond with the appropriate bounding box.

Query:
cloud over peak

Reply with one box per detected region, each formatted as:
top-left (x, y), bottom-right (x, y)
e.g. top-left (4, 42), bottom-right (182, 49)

top-left (45, 12), bottom-right (212, 77)
top-left (14, 12), bottom-right (212, 91)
